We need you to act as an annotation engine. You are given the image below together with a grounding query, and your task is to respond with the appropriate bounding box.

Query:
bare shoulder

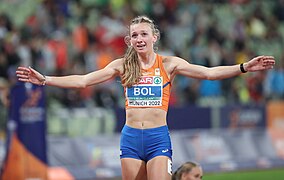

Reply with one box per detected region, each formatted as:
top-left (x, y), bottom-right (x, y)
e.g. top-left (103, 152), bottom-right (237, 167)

top-left (107, 58), bottom-right (124, 74)
top-left (109, 58), bottom-right (124, 66)
top-left (161, 55), bottom-right (187, 76)
top-left (162, 55), bottom-right (185, 62)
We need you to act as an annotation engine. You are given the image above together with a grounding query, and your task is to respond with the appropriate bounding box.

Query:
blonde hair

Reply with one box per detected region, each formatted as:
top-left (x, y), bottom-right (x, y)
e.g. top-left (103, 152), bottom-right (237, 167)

top-left (122, 15), bottom-right (160, 87)
top-left (172, 161), bottom-right (200, 180)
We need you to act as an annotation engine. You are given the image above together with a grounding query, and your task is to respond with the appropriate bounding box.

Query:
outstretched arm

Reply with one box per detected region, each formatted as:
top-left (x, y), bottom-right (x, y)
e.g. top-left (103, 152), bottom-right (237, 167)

top-left (170, 55), bottom-right (275, 80)
top-left (16, 58), bottom-right (123, 88)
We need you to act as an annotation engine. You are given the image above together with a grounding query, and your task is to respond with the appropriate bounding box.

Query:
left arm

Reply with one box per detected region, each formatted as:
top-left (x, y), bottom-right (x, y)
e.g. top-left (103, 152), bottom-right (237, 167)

top-left (168, 55), bottom-right (275, 80)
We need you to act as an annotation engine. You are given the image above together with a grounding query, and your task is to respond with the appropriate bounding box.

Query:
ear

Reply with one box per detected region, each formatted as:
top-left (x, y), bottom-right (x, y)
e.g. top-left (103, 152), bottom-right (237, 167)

top-left (153, 35), bottom-right (158, 44)
top-left (181, 172), bottom-right (189, 179)
top-left (124, 36), bottom-right (131, 47)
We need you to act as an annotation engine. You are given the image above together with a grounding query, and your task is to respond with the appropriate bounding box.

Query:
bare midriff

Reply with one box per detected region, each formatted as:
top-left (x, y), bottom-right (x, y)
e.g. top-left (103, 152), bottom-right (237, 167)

top-left (125, 108), bottom-right (167, 129)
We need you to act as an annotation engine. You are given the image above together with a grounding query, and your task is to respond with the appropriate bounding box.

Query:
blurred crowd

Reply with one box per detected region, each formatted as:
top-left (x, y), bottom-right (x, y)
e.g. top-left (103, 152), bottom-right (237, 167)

top-left (0, 0), bottom-right (284, 113)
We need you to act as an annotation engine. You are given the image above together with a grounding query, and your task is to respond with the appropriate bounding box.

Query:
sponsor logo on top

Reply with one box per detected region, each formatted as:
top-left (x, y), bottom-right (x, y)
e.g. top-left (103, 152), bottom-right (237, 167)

top-left (139, 76), bottom-right (162, 85)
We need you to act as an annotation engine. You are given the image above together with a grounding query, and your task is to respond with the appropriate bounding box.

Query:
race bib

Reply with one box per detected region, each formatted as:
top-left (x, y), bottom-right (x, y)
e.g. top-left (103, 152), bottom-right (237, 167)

top-left (126, 76), bottom-right (163, 107)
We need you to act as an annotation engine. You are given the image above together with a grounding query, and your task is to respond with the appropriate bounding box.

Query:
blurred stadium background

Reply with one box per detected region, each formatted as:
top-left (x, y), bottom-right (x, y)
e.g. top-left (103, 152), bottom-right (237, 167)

top-left (0, 0), bottom-right (284, 179)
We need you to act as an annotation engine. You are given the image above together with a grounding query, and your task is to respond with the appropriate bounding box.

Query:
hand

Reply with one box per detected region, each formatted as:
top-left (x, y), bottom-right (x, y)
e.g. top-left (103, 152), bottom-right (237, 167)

top-left (16, 67), bottom-right (45, 86)
top-left (244, 55), bottom-right (275, 72)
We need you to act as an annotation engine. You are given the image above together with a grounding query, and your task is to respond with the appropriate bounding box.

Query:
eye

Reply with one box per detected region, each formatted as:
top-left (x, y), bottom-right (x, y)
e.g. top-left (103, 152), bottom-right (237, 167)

top-left (131, 34), bottom-right (137, 38)
top-left (142, 32), bottom-right (148, 36)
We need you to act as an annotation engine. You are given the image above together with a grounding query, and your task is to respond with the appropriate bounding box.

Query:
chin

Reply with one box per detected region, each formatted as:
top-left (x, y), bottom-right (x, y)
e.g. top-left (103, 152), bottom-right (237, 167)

top-left (136, 48), bottom-right (148, 53)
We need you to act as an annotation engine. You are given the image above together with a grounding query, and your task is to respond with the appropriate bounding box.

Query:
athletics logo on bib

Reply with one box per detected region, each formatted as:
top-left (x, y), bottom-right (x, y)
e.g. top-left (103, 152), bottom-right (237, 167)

top-left (126, 76), bottom-right (163, 107)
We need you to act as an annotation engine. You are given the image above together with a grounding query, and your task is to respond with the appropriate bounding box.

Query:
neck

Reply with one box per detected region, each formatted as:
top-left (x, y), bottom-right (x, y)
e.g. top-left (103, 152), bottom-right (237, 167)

top-left (138, 52), bottom-right (156, 69)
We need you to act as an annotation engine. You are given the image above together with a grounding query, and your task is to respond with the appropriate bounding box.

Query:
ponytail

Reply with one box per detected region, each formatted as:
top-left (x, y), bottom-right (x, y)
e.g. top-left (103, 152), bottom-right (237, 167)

top-left (121, 46), bottom-right (141, 87)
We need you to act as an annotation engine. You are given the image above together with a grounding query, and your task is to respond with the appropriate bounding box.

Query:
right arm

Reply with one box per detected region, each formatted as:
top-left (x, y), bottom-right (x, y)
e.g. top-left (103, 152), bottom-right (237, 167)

top-left (16, 58), bottom-right (124, 88)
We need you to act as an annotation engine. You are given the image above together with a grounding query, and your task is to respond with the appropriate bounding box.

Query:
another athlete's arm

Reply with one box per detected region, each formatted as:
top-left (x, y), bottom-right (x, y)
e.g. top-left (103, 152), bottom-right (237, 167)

top-left (16, 58), bottom-right (123, 88)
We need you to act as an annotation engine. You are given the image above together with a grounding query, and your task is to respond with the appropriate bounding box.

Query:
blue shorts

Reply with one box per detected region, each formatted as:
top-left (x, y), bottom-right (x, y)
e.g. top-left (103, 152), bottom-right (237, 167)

top-left (120, 125), bottom-right (172, 162)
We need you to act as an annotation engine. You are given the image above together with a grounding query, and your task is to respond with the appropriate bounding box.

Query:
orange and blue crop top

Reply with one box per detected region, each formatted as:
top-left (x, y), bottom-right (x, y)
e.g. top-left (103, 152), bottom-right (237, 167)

top-left (124, 54), bottom-right (171, 112)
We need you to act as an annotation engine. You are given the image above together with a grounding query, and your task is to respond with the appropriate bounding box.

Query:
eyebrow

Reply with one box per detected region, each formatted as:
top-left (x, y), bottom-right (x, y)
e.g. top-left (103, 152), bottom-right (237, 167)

top-left (131, 30), bottom-right (149, 34)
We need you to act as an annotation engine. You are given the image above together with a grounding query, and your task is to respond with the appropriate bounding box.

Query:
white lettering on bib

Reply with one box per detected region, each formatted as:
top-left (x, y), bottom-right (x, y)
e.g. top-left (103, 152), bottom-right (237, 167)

top-left (126, 76), bottom-right (163, 107)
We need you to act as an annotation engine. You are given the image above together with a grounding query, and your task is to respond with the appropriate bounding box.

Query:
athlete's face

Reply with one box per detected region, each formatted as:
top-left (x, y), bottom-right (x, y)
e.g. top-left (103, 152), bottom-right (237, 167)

top-left (181, 166), bottom-right (203, 180)
top-left (129, 23), bottom-right (157, 53)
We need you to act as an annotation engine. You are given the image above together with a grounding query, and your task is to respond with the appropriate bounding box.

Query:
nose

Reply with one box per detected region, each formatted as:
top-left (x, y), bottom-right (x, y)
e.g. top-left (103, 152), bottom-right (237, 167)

top-left (136, 34), bottom-right (143, 41)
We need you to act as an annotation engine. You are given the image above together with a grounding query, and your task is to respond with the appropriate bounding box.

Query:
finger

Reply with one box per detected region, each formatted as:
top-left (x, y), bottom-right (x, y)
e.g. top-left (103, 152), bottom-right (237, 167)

top-left (263, 62), bottom-right (274, 68)
top-left (16, 70), bottom-right (23, 75)
top-left (19, 71), bottom-right (29, 76)
top-left (253, 56), bottom-right (264, 61)
top-left (28, 66), bottom-right (37, 74)
top-left (18, 78), bottom-right (30, 82)
top-left (263, 59), bottom-right (275, 65)
top-left (17, 66), bottom-right (26, 70)
top-left (16, 67), bottom-right (31, 75)
top-left (16, 71), bottom-right (27, 76)
top-left (262, 56), bottom-right (275, 60)
top-left (263, 61), bottom-right (275, 65)
top-left (17, 66), bottom-right (30, 72)
top-left (16, 74), bottom-right (28, 78)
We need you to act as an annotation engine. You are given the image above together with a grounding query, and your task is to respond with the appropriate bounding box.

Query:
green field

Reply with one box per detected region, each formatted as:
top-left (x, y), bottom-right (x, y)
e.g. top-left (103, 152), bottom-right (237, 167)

top-left (108, 168), bottom-right (284, 180)
top-left (205, 168), bottom-right (284, 180)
